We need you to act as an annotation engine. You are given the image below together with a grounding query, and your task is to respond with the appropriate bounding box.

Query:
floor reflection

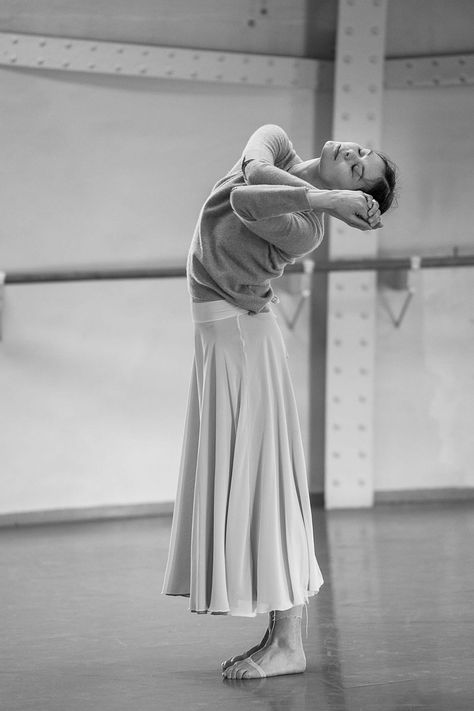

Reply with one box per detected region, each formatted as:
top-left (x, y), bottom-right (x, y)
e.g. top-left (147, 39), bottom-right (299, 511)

top-left (1, 502), bottom-right (474, 710)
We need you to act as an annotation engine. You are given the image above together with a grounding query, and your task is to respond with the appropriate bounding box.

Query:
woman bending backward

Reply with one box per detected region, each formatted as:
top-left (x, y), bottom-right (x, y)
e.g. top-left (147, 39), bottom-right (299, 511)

top-left (162, 124), bottom-right (397, 680)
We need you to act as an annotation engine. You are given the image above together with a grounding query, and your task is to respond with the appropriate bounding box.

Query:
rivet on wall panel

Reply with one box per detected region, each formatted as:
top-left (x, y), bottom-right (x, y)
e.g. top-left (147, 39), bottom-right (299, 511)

top-left (89, 64), bottom-right (96, 70)
top-left (166, 70), bottom-right (174, 76)
top-left (268, 59), bottom-right (275, 66)
top-left (91, 45), bottom-right (98, 52)
top-left (168, 52), bottom-right (175, 58)
top-left (215, 74), bottom-right (222, 80)
top-left (431, 59), bottom-right (439, 67)
top-left (332, 480), bottom-right (340, 487)
top-left (459, 75), bottom-right (467, 83)
top-left (359, 367), bottom-right (368, 375)
top-left (405, 61), bottom-right (413, 69)
top-left (358, 479), bottom-right (366, 487)
top-left (63, 61), bottom-right (70, 68)
top-left (142, 50), bottom-right (149, 56)
top-left (360, 312), bottom-right (369, 319)
top-left (370, 26), bottom-right (380, 35)
top-left (343, 54), bottom-right (352, 64)
top-left (11, 37), bottom-right (18, 44)
top-left (335, 312), bottom-right (343, 319)
top-left (332, 452), bottom-right (341, 458)
top-left (333, 424), bottom-right (341, 431)
top-left (358, 424), bottom-right (366, 431)
top-left (10, 56), bottom-right (17, 63)
top-left (194, 54), bottom-right (200, 60)
top-left (458, 58), bottom-right (466, 65)
top-left (336, 283), bottom-right (345, 291)
top-left (115, 66), bottom-right (122, 73)
top-left (343, 83), bottom-right (351, 92)
top-left (342, 112), bottom-right (351, 120)
top-left (358, 395), bottom-right (367, 403)
top-left (218, 55), bottom-right (226, 62)
top-left (241, 76), bottom-right (248, 82)
top-left (333, 396), bottom-right (341, 403)
top-left (369, 84), bottom-right (378, 93)
top-left (65, 42), bottom-right (72, 49)
top-left (37, 59), bottom-right (44, 66)
top-left (369, 55), bottom-right (379, 64)
top-left (39, 40), bottom-right (46, 47)
top-left (358, 451), bottom-right (367, 458)
top-left (140, 68), bottom-right (147, 75)
top-left (243, 57), bottom-right (250, 64)
top-left (334, 367), bottom-right (342, 374)
top-left (334, 339), bottom-right (342, 346)
top-left (360, 339), bottom-right (368, 346)
top-left (117, 47), bottom-right (124, 54)
top-left (367, 112), bottom-right (376, 120)
top-left (345, 26), bottom-right (354, 35)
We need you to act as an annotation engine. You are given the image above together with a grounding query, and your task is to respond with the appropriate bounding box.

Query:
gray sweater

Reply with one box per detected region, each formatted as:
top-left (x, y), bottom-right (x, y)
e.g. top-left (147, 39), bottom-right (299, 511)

top-left (187, 124), bottom-right (324, 314)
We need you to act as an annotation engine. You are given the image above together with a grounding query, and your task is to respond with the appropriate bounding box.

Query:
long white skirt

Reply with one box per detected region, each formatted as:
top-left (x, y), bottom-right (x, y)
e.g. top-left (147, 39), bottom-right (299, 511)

top-left (161, 300), bottom-right (323, 617)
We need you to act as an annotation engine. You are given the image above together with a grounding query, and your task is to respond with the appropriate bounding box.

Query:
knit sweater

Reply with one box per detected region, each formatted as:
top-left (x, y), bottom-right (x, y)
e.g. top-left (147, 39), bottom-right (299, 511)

top-left (187, 124), bottom-right (324, 314)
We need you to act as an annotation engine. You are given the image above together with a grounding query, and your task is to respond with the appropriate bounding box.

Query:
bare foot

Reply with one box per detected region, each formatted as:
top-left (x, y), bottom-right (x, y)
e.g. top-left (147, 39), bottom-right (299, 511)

top-left (223, 611), bottom-right (306, 679)
top-left (221, 624), bottom-right (271, 672)
top-left (222, 641), bottom-right (306, 679)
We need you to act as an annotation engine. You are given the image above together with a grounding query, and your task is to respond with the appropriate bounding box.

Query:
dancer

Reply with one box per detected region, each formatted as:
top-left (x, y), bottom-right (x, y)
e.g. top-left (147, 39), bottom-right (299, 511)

top-left (162, 124), bottom-right (397, 679)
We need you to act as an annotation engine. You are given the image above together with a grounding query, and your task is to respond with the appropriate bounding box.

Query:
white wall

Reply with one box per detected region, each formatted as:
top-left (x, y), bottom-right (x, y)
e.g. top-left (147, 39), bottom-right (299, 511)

top-left (0, 0), bottom-right (309, 57)
top-left (375, 85), bottom-right (474, 492)
top-left (0, 65), bottom-right (319, 515)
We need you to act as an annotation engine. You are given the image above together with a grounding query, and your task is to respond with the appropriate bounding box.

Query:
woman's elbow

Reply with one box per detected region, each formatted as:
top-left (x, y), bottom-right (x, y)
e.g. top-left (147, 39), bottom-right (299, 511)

top-left (230, 187), bottom-right (255, 221)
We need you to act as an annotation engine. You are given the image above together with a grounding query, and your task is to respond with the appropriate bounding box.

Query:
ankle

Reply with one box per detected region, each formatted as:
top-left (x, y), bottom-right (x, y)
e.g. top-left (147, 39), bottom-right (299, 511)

top-left (270, 624), bottom-right (303, 652)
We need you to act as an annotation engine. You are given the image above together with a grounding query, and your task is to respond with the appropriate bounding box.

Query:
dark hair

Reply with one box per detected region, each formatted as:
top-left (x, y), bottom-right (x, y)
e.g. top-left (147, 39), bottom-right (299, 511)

top-left (366, 152), bottom-right (398, 214)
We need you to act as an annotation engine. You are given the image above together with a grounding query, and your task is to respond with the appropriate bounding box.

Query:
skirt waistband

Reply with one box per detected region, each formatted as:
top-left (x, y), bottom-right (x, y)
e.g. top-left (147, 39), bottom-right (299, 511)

top-left (191, 300), bottom-right (274, 323)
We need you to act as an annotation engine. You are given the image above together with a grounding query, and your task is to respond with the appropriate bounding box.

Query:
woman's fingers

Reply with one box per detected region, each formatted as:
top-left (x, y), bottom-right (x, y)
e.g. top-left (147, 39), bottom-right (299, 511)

top-left (364, 196), bottom-right (383, 229)
top-left (349, 215), bottom-right (372, 230)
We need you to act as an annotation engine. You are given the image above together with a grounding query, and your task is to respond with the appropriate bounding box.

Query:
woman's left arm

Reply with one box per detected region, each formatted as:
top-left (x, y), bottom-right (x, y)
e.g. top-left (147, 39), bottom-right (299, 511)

top-left (241, 124), bottom-right (314, 189)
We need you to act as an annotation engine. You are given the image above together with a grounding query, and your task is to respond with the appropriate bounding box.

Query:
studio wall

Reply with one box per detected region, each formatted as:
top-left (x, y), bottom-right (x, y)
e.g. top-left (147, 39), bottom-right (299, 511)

top-left (0, 64), bottom-right (321, 517)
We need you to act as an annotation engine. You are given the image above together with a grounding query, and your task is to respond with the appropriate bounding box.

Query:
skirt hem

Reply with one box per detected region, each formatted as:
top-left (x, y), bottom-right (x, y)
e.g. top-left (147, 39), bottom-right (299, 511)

top-left (161, 588), bottom-right (322, 618)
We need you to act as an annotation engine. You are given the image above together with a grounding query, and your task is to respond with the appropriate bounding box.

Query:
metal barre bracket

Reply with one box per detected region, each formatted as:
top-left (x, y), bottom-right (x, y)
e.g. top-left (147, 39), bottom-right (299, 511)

top-left (379, 255), bottom-right (421, 328)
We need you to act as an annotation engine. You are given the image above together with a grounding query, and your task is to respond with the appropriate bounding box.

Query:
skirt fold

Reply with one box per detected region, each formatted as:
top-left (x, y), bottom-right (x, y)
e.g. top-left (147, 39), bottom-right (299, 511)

top-left (162, 301), bottom-right (323, 617)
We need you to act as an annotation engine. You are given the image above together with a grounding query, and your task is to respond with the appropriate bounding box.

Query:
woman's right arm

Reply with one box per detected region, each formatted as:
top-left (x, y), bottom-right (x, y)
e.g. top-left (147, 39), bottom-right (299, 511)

top-left (231, 183), bottom-right (381, 232)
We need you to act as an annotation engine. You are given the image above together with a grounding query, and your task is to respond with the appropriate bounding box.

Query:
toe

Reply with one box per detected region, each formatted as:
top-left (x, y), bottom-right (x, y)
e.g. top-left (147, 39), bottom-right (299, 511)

top-left (222, 663), bottom-right (234, 680)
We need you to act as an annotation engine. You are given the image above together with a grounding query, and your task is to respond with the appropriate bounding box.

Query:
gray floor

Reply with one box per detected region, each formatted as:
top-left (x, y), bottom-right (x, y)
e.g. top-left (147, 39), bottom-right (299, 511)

top-left (1, 501), bottom-right (474, 711)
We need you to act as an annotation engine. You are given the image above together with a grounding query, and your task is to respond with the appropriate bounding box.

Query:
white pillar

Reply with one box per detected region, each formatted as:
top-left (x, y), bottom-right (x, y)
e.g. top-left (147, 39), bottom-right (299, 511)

top-left (325, 0), bottom-right (388, 509)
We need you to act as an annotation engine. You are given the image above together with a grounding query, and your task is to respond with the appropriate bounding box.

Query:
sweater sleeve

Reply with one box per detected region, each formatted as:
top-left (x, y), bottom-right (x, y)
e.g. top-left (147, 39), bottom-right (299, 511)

top-left (240, 124), bottom-right (310, 188)
top-left (230, 184), bottom-right (324, 257)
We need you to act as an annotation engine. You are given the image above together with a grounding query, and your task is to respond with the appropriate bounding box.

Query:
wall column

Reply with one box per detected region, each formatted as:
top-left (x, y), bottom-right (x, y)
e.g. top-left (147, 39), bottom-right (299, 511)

top-left (324, 0), bottom-right (388, 509)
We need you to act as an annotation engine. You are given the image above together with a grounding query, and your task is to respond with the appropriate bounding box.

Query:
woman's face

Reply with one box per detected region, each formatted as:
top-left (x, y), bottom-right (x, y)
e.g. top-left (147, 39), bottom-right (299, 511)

top-left (319, 141), bottom-right (385, 191)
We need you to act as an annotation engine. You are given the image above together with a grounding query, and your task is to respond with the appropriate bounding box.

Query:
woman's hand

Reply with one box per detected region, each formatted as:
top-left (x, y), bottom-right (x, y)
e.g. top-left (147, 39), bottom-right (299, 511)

top-left (326, 190), bottom-right (383, 231)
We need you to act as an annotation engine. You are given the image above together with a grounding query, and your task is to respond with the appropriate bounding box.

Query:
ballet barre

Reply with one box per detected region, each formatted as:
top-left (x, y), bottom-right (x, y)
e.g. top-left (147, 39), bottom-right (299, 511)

top-left (1, 254), bottom-right (472, 336)
top-left (2, 253), bottom-right (474, 285)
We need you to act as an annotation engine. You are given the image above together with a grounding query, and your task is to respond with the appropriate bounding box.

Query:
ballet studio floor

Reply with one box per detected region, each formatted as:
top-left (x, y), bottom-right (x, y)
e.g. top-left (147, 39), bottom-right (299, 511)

top-left (1, 500), bottom-right (474, 711)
